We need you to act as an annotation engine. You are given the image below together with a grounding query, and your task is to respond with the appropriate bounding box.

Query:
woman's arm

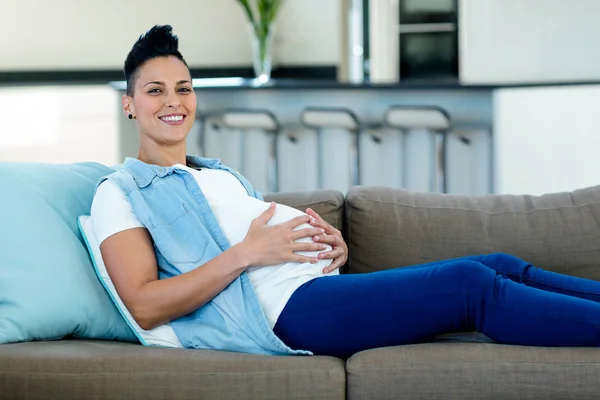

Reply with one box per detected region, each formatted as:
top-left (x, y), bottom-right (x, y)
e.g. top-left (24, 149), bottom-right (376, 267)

top-left (101, 227), bottom-right (248, 330)
top-left (100, 203), bottom-right (326, 330)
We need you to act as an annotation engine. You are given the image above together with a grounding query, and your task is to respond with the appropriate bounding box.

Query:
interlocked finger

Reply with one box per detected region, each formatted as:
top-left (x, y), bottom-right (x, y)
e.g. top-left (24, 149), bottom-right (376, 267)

top-left (293, 242), bottom-right (329, 253)
top-left (291, 227), bottom-right (325, 241)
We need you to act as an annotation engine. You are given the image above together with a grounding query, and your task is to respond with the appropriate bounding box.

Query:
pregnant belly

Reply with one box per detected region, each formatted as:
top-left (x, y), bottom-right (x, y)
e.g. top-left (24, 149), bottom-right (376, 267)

top-left (215, 197), bottom-right (333, 266)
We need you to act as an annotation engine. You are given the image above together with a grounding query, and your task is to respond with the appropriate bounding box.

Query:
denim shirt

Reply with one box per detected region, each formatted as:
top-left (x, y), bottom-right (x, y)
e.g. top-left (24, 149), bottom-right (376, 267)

top-left (97, 155), bottom-right (311, 356)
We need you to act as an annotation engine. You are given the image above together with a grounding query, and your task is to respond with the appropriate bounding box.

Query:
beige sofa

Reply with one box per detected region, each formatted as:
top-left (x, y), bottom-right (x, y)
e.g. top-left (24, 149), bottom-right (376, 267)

top-left (3, 184), bottom-right (600, 400)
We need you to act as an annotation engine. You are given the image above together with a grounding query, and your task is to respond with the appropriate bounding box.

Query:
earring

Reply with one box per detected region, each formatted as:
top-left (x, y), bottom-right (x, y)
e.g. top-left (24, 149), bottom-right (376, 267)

top-left (128, 114), bottom-right (133, 119)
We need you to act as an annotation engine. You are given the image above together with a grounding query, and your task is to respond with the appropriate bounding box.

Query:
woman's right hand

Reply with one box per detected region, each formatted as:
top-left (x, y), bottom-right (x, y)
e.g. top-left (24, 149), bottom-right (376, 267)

top-left (239, 202), bottom-right (328, 267)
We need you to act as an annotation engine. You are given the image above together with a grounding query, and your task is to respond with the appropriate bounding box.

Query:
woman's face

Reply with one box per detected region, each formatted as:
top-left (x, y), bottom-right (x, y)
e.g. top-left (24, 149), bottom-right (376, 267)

top-left (124, 56), bottom-right (197, 145)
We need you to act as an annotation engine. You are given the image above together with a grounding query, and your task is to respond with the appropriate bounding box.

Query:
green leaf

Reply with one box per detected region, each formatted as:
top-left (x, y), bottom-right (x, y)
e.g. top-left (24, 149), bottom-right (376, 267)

top-left (237, 0), bottom-right (284, 27)
top-left (236, 0), bottom-right (256, 25)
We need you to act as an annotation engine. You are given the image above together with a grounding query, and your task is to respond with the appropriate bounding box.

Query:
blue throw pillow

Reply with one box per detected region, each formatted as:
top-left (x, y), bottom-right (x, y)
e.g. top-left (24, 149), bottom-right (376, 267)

top-left (0, 161), bottom-right (138, 344)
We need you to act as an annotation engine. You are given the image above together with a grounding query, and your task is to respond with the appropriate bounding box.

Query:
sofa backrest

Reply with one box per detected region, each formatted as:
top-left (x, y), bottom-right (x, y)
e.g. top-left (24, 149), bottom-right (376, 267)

top-left (345, 185), bottom-right (600, 280)
top-left (264, 189), bottom-right (345, 233)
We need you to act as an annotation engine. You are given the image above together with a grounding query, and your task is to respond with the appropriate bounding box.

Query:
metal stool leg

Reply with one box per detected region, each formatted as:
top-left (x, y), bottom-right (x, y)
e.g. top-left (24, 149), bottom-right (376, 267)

top-left (439, 131), bottom-right (448, 193)
top-left (385, 106), bottom-right (451, 193)
top-left (196, 115), bottom-right (207, 158)
top-left (430, 131), bottom-right (448, 193)
top-left (316, 127), bottom-right (324, 190)
top-left (268, 130), bottom-right (279, 193)
top-left (197, 117), bottom-right (205, 158)
top-left (301, 107), bottom-right (360, 193)
top-left (400, 129), bottom-right (408, 188)
top-left (213, 109), bottom-right (279, 192)
top-left (350, 130), bottom-right (360, 187)
top-left (239, 129), bottom-right (247, 176)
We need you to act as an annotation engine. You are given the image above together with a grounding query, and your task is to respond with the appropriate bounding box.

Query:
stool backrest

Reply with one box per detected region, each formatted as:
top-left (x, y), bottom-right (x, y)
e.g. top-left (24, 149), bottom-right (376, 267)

top-left (220, 110), bottom-right (279, 131)
top-left (300, 108), bottom-right (359, 131)
top-left (385, 107), bottom-right (450, 131)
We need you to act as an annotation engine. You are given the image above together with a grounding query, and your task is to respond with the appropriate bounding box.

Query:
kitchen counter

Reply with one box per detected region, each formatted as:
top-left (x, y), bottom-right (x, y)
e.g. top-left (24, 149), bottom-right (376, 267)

top-left (109, 77), bottom-right (600, 91)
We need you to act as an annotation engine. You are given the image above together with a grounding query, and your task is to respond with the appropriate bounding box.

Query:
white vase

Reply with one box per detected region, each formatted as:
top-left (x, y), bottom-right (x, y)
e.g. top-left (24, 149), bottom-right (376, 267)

top-left (249, 24), bottom-right (274, 83)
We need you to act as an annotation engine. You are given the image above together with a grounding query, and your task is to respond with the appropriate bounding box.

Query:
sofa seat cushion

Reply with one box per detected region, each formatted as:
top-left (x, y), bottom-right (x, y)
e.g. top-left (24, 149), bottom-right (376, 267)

top-left (0, 340), bottom-right (346, 400)
top-left (346, 185), bottom-right (600, 279)
top-left (347, 342), bottom-right (600, 400)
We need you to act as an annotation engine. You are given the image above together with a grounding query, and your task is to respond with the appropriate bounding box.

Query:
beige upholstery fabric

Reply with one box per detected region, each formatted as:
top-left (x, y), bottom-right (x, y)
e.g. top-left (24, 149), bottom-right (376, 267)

top-left (0, 190), bottom-right (347, 400)
top-left (7, 184), bottom-right (600, 400)
top-left (0, 340), bottom-right (345, 400)
top-left (345, 185), bottom-right (600, 279)
top-left (347, 341), bottom-right (600, 400)
top-left (265, 189), bottom-right (344, 232)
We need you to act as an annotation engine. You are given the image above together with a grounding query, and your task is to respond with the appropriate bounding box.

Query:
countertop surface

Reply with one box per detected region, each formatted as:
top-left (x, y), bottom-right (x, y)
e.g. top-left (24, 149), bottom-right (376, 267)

top-left (109, 77), bottom-right (600, 91)
top-left (110, 78), bottom-right (490, 91)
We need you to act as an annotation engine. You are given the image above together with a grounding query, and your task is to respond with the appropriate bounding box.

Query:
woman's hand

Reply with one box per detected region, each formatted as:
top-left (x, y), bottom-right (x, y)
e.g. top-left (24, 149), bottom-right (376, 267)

top-left (306, 208), bottom-right (348, 273)
top-left (240, 203), bottom-right (329, 268)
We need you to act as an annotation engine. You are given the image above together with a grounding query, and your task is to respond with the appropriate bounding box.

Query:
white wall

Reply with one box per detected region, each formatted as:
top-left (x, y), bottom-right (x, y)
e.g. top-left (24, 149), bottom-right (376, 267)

top-left (460, 0), bottom-right (600, 84)
top-left (0, 0), bottom-right (340, 71)
top-left (274, 0), bottom-right (341, 65)
top-left (494, 85), bottom-right (600, 196)
top-left (0, 86), bottom-right (120, 165)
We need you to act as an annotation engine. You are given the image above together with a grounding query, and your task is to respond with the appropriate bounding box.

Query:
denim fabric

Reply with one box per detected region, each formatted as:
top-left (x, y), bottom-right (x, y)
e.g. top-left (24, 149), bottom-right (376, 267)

top-left (274, 253), bottom-right (600, 358)
top-left (99, 156), bottom-right (310, 355)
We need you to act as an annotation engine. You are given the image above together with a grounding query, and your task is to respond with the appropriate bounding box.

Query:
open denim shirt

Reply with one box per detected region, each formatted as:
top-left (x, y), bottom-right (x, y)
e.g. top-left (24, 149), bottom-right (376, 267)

top-left (98, 155), bottom-right (310, 355)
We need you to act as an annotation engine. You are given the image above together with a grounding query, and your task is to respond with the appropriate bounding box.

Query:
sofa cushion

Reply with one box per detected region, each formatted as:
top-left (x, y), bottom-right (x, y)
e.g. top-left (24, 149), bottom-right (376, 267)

top-left (346, 185), bottom-right (600, 279)
top-left (0, 340), bottom-right (346, 400)
top-left (347, 342), bottom-right (600, 400)
top-left (78, 215), bottom-right (183, 348)
top-left (264, 189), bottom-right (345, 233)
top-left (0, 162), bottom-right (137, 344)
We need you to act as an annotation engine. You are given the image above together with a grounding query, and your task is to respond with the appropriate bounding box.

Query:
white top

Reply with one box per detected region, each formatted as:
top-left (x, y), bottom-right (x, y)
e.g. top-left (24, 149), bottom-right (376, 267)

top-left (90, 164), bottom-right (335, 328)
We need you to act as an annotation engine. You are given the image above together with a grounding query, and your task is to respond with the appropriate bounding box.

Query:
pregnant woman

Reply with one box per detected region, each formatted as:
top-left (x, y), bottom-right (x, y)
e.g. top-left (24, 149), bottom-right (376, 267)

top-left (91, 25), bottom-right (600, 358)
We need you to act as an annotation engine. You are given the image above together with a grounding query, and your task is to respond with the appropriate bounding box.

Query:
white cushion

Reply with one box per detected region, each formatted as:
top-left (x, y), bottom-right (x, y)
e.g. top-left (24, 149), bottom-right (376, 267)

top-left (78, 215), bottom-right (183, 348)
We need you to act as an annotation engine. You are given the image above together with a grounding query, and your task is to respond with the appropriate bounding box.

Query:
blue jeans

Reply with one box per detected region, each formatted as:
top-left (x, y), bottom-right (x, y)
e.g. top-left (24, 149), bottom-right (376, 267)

top-left (273, 253), bottom-right (600, 358)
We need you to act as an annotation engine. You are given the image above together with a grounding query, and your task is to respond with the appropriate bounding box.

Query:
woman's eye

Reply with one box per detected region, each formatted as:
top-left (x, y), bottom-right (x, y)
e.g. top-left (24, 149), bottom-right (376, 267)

top-left (179, 87), bottom-right (192, 93)
top-left (148, 88), bottom-right (161, 94)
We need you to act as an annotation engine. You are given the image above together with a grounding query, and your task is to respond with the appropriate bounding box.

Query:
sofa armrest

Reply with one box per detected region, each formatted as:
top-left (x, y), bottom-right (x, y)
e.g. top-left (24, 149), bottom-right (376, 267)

top-left (346, 185), bottom-right (600, 279)
top-left (263, 190), bottom-right (345, 233)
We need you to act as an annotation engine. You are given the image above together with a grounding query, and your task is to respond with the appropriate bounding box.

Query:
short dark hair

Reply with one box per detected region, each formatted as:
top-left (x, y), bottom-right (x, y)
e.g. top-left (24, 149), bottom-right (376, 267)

top-left (124, 25), bottom-right (189, 96)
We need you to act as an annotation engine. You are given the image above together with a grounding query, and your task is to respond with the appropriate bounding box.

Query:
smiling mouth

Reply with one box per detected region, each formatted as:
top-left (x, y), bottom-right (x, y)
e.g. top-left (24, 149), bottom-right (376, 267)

top-left (159, 115), bottom-right (185, 122)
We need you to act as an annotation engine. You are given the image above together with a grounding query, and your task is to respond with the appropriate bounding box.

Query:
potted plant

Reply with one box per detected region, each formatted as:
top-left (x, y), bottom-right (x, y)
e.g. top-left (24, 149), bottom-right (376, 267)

top-left (236, 0), bottom-right (284, 83)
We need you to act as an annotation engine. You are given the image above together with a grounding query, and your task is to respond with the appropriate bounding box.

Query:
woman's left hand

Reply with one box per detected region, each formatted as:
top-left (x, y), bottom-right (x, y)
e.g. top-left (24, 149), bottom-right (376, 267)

top-left (306, 208), bottom-right (348, 274)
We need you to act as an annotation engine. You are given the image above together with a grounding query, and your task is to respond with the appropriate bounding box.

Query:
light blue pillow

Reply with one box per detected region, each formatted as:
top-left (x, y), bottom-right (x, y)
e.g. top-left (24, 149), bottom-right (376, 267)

top-left (0, 161), bottom-right (138, 344)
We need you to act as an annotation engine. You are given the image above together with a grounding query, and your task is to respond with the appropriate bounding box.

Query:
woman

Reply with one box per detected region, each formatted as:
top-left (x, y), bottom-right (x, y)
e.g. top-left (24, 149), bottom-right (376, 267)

top-left (92, 25), bottom-right (600, 358)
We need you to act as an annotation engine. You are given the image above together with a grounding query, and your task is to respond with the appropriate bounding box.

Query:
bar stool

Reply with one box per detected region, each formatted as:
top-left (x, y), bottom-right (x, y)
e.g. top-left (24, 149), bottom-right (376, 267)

top-left (195, 111), bottom-right (213, 158)
top-left (200, 109), bottom-right (280, 193)
top-left (384, 106), bottom-right (451, 193)
top-left (300, 107), bottom-right (361, 191)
